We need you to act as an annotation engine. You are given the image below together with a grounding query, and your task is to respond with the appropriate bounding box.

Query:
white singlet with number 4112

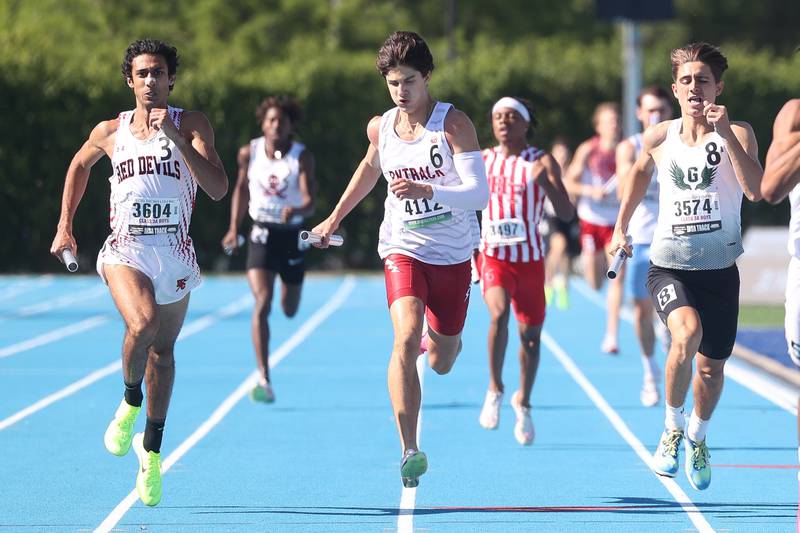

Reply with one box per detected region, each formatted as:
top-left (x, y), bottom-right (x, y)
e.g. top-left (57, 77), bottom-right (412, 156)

top-left (377, 102), bottom-right (477, 265)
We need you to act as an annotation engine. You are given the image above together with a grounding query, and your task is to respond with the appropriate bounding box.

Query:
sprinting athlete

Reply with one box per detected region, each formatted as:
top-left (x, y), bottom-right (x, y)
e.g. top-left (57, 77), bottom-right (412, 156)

top-left (615, 85), bottom-right (673, 406)
top-left (50, 39), bottom-right (228, 506)
top-left (610, 42), bottom-right (762, 490)
top-left (565, 103), bottom-right (624, 353)
top-left (221, 96), bottom-right (316, 403)
top-left (761, 97), bottom-right (800, 476)
top-left (311, 31), bottom-right (488, 488)
top-left (477, 97), bottom-right (573, 445)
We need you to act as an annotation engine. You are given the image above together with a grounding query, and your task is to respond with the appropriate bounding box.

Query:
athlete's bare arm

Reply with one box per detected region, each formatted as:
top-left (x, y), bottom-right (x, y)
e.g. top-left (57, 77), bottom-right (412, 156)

top-left (563, 140), bottom-right (600, 200)
top-left (287, 149), bottom-right (317, 221)
top-left (221, 144), bottom-right (252, 250)
top-left (310, 116), bottom-right (383, 246)
top-left (615, 138), bottom-right (637, 201)
top-left (609, 121), bottom-right (669, 257)
top-left (157, 109), bottom-right (228, 201)
top-left (443, 108), bottom-right (481, 154)
top-left (762, 99), bottom-right (800, 204)
top-left (702, 101), bottom-right (762, 201)
top-left (533, 152), bottom-right (574, 222)
top-left (50, 119), bottom-right (118, 260)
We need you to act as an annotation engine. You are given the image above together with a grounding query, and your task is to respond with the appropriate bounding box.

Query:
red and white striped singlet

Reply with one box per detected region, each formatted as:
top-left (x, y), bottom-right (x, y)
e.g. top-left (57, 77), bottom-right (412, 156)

top-left (480, 146), bottom-right (547, 262)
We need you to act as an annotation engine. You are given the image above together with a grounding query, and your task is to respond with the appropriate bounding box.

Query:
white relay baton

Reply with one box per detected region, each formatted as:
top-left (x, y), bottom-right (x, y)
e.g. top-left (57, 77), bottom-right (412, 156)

top-left (61, 249), bottom-right (78, 273)
top-left (299, 231), bottom-right (344, 247)
top-left (223, 235), bottom-right (246, 256)
top-left (606, 236), bottom-right (631, 280)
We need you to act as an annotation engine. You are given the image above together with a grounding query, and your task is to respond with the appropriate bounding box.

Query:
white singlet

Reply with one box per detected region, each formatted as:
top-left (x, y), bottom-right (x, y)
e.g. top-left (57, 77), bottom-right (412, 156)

top-left (247, 138), bottom-right (306, 227)
top-left (377, 102), bottom-right (477, 265)
top-left (98, 106), bottom-right (200, 304)
top-left (627, 133), bottom-right (660, 245)
top-left (480, 146), bottom-right (547, 262)
top-left (784, 184), bottom-right (800, 364)
top-left (650, 119), bottom-right (743, 270)
top-left (788, 186), bottom-right (800, 258)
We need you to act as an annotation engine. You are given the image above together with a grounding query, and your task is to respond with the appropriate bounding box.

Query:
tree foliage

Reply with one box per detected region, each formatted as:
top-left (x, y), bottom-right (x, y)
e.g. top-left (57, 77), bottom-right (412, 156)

top-left (0, 0), bottom-right (796, 271)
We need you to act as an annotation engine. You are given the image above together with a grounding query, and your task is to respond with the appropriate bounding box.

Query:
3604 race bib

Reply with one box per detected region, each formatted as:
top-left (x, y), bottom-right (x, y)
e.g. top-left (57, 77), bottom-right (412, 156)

top-left (484, 217), bottom-right (527, 247)
top-left (402, 198), bottom-right (452, 229)
top-left (127, 198), bottom-right (181, 236)
top-left (670, 191), bottom-right (721, 236)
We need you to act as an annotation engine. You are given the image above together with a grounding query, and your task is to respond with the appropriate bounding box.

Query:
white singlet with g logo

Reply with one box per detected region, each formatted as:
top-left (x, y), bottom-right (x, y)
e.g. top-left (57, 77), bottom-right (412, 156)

top-left (650, 119), bottom-right (743, 270)
top-left (377, 102), bottom-right (477, 265)
top-left (247, 139), bottom-right (306, 227)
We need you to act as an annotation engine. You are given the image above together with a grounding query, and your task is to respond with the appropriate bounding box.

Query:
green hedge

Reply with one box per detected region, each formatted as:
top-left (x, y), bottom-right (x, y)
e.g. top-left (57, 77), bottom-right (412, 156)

top-left (1, 0), bottom-right (798, 272)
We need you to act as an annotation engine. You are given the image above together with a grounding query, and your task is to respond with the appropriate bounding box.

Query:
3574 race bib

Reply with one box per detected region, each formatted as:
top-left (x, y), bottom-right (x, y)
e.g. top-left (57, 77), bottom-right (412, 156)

top-left (484, 217), bottom-right (527, 247)
top-left (127, 198), bottom-right (180, 236)
top-left (670, 191), bottom-right (721, 236)
top-left (401, 198), bottom-right (452, 229)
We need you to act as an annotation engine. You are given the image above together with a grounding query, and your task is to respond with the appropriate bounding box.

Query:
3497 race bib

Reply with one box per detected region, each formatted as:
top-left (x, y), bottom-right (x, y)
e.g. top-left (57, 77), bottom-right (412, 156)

top-left (402, 198), bottom-right (452, 229)
top-left (484, 217), bottom-right (527, 247)
top-left (127, 198), bottom-right (180, 236)
top-left (670, 191), bottom-right (721, 236)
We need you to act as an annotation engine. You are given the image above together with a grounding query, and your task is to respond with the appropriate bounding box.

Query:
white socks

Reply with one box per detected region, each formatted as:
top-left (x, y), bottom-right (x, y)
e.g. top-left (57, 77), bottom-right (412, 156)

top-left (686, 410), bottom-right (710, 443)
top-left (641, 354), bottom-right (661, 381)
top-left (665, 403), bottom-right (685, 432)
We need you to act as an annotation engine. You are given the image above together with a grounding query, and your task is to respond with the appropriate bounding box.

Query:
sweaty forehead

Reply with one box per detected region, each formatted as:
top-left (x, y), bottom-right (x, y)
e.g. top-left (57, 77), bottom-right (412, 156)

top-left (676, 61), bottom-right (714, 79)
top-left (264, 107), bottom-right (286, 120)
top-left (640, 94), bottom-right (669, 109)
top-left (131, 54), bottom-right (168, 71)
top-left (385, 65), bottom-right (422, 81)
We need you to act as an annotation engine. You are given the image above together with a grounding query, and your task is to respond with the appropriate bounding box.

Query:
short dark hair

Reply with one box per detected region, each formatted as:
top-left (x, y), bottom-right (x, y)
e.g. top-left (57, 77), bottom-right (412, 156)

top-left (376, 31), bottom-right (434, 78)
top-left (637, 85), bottom-right (671, 107)
top-left (670, 42), bottom-right (728, 82)
top-left (121, 39), bottom-right (179, 92)
top-left (255, 95), bottom-right (302, 125)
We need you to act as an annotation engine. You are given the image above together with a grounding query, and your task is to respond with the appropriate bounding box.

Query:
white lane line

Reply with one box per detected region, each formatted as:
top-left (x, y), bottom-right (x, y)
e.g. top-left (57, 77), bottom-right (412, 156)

top-left (397, 354), bottom-right (426, 533)
top-left (0, 294), bottom-right (253, 432)
top-left (0, 275), bottom-right (55, 301)
top-left (0, 285), bottom-right (107, 322)
top-left (541, 330), bottom-right (715, 533)
top-left (572, 277), bottom-right (800, 415)
top-left (0, 362), bottom-right (121, 431)
top-left (0, 315), bottom-right (109, 359)
top-left (725, 358), bottom-right (798, 415)
top-left (94, 276), bottom-right (356, 533)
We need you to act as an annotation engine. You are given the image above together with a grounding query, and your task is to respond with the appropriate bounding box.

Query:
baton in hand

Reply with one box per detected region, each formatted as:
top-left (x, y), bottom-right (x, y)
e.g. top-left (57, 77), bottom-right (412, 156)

top-left (607, 236), bottom-right (631, 280)
top-left (61, 249), bottom-right (78, 273)
top-left (300, 231), bottom-right (344, 247)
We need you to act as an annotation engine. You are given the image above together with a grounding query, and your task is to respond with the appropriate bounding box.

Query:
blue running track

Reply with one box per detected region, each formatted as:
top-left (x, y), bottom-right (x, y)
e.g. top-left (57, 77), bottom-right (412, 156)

top-left (0, 274), bottom-right (797, 532)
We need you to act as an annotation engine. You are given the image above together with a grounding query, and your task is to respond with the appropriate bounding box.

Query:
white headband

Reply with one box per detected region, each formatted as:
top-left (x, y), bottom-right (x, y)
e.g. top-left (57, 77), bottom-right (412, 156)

top-left (492, 97), bottom-right (530, 122)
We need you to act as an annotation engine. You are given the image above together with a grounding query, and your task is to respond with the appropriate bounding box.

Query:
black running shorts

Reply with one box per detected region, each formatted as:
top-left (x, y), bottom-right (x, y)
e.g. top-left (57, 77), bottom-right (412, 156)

top-left (646, 262), bottom-right (739, 359)
top-left (246, 223), bottom-right (306, 285)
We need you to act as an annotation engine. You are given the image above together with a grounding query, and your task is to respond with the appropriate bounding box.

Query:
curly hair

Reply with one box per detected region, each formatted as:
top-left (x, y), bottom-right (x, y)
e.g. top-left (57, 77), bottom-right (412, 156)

top-left (376, 31), bottom-right (435, 78)
top-left (121, 39), bottom-right (179, 92)
top-left (255, 96), bottom-right (303, 125)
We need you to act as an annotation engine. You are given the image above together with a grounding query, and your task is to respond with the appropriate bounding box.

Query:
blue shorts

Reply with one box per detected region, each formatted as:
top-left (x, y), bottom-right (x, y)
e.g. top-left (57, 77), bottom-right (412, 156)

top-left (626, 244), bottom-right (651, 300)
